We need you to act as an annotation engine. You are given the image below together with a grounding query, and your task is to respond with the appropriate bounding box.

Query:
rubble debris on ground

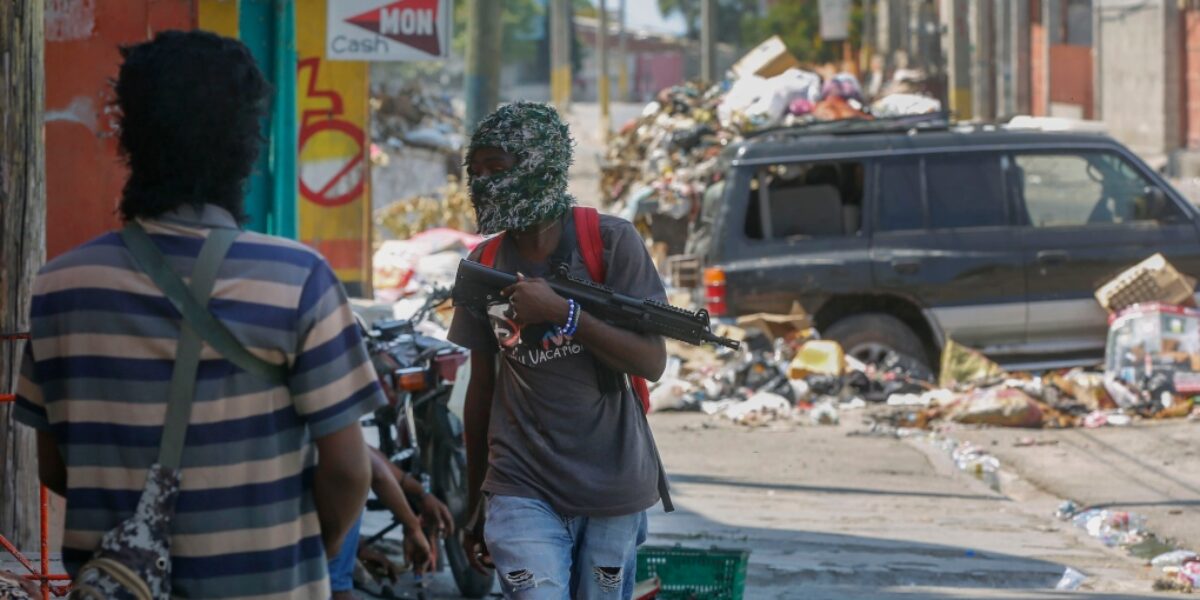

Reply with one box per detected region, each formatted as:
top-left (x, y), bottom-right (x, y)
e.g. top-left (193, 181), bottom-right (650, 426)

top-left (373, 225), bottom-right (482, 303)
top-left (1094, 253), bottom-right (1197, 315)
top-left (658, 252), bottom-right (1200, 433)
top-left (375, 176), bottom-right (476, 242)
top-left (1056, 501), bottom-right (1200, 592)
top-left (371, 83), bottom-right (463, 157)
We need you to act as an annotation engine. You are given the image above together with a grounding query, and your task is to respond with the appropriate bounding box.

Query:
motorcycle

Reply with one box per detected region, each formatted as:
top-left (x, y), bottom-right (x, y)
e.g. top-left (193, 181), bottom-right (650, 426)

top-left (360, 288), bottom-right (495, 598)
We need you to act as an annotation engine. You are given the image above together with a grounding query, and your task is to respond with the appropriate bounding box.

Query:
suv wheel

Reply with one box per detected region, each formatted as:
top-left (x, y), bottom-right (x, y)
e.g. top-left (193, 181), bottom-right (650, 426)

top-left (824, 313), bottom-right (930, 371)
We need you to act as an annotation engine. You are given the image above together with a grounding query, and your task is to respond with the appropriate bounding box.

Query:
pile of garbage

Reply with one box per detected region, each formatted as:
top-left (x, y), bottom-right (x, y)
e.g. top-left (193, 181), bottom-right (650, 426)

top-left (649, 305), bottom-right (935, 427)
top-left (370, 82), bottom-right (463, 158)
top-left (653, 254), bottom-right (1200, 430)
top-left (600, 35), bottom-right (943, 244)
top-left (375, 176), bottom-right (476, 242)
top-left (372, 224), bottom-right (481, 303)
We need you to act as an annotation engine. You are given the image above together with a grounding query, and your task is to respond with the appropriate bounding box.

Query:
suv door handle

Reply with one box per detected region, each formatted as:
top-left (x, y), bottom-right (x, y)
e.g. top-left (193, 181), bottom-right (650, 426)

top-left (891, 258), bottom-right (921, 275)
top-left (1037, 250), bottom-right (1069, 266)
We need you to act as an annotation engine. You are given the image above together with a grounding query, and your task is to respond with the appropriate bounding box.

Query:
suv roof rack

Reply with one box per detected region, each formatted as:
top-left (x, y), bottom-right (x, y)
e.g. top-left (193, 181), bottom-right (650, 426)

top-left (744, 111), bottom-right (952, 141)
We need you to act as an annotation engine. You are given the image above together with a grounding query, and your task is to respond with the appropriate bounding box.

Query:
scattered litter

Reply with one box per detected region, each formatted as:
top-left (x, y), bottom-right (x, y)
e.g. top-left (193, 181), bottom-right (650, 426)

top-left (1013, 437), bottom-right (1058, 447)
top-left (1070, 509), bottom-right (1147, 548)
top-left (1056, 500), bottom-right (1081, 520)
top-left (1055, 567), bottom-right (1087, 591)
top-left (950, 442), bottom-right (1001, 492)
top-left (709, 392), bottom-right (794, 426)
top-left (810, 400), bottom-right (840, 426)
top-left (1147, 549), bottom-right (1195, 568)
top-left (649, 378), bottom-right (697, 413)
top-left (1095, 254), bottom-right (1197, 314)
top-left (944, 387), bottom-right (1044, 428)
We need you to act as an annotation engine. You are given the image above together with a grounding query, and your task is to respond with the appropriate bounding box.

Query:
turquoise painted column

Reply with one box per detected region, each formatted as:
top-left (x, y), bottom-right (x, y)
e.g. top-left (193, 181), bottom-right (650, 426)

top-left (238, 0), bottom-right (297, 238)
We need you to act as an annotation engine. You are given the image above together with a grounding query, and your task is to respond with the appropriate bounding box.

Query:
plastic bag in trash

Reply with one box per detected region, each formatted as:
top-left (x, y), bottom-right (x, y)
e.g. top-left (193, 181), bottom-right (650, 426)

top-left (945, 387), bottom-right (1044, 428)
top-left (810, 399), bottom-right (840, 425)
top-left (649, 378), bottom-right (696, 413)
top-left (871, 93), bottom-right (942, 117)
top-left (1055, 567), bottom-right (1087, 591)
top-left (718, 69), bottom-right (821, 130)
top-left (1152, 550), bottom-right (1199, 568)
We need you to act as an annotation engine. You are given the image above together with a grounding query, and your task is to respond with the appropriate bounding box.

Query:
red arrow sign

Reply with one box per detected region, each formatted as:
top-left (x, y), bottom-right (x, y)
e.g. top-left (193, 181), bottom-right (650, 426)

top-left (345, 0), bottom-right (441, 56)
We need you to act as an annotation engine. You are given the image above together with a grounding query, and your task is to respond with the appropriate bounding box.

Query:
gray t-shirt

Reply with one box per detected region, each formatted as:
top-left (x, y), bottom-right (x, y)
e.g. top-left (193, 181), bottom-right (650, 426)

top-left (448, 214), bottom-right (667, 517)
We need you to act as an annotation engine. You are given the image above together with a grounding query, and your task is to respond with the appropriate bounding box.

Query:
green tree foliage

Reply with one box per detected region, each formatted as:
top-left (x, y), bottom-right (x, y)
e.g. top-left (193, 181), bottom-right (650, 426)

top-left (738, 1), bottom-right (864, 64)
top-left (452, 0), bottom-right (546, 61)
top-left (656, 0), bottom-right (758, 45)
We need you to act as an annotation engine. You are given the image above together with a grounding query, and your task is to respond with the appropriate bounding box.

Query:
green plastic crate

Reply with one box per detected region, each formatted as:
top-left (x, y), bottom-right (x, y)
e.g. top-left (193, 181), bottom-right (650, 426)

top-left (637, 545), bottom-right (750, 600)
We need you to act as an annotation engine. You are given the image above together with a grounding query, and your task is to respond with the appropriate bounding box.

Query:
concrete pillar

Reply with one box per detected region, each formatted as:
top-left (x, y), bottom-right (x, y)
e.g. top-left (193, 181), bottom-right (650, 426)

top-left (1014, 0), bottom-right (1031, 115)
top-left (941, 0), bottom-right (972, 119)
top-left (1094, 0), bottom-right (1182, 163)
top-left (971, 0), bottom-right (996, 121)
top-left (994, 0), bottom-right (1014, 117)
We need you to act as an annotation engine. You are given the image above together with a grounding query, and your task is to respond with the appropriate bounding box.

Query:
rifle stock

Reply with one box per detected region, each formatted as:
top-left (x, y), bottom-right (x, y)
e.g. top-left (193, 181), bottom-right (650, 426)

top-left (452, 259), bottom-right (740, 350)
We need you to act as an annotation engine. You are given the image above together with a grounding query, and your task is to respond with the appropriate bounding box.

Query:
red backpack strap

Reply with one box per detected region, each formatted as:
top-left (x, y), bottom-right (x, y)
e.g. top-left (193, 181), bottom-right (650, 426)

top-left (573, 206), bottom-right (606, 284)
top-left (571, 207), bottom-right (651, 413)
top-left (478, 233), bottom-right (505, 268)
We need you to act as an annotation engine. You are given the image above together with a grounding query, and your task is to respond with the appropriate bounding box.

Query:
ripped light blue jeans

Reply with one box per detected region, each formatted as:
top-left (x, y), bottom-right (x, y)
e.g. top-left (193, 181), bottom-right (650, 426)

top-left (484, 495), bottom-right (648, 599)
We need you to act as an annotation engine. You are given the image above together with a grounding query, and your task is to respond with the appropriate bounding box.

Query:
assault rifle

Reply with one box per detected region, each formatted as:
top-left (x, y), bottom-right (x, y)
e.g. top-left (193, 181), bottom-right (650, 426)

top-left (452, 259), bottom-right (741, 350)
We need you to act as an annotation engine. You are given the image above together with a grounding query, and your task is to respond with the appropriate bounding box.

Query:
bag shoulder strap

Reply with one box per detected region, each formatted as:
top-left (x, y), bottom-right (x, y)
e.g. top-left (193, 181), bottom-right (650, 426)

top-left (147, 225), bottom-right (236, 470)
top-left (121, 223), bottom-right (288, 387)
top-left (573, 206), bottom-right (606, 284)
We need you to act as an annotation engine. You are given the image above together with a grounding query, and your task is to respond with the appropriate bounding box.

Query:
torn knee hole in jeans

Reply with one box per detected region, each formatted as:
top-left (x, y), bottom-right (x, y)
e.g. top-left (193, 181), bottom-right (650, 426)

top-left (594, 567), bottom-right (622, 592)
top-left (504, 569), bottom-right (538, 591)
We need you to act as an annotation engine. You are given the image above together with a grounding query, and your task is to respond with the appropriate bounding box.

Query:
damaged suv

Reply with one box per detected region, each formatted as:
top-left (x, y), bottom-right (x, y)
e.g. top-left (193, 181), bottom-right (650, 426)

top-left (687, 118), bottom-right (1200, 371)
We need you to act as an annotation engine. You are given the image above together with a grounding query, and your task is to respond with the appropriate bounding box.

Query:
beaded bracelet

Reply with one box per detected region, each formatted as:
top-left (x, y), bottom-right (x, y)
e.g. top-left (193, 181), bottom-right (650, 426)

top-left (563, 299), bottom-right (581, 337)
top-left (556, 299), bottom-right (575, 337)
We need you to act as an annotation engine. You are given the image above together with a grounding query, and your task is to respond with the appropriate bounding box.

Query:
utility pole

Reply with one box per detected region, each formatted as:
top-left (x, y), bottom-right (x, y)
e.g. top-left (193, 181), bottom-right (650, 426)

top-left (464, 0), bottom-right (506, 133)
top-left (598, 0), bottom-right (610, 137)
top-left (701, 0), bottom-right (716, 83)
top-left (550, 0), bottom-right (572, 110)
top-left (0, 0), bottom-right (46, 552)
top-left (617, 0), bottom-right (629, 102)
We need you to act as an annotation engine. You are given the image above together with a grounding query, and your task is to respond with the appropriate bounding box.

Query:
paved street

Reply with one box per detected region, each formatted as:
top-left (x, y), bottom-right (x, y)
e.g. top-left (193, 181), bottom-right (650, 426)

top-left (353, 411), bottom-right (1193, 599)
top-left (955, 421), bottom-right (1200, 556)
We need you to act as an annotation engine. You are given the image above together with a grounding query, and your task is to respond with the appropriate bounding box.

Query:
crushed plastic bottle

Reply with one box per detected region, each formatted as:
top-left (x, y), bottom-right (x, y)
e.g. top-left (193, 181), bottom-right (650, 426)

top-left (951, 442), bottom-right (1001, 492)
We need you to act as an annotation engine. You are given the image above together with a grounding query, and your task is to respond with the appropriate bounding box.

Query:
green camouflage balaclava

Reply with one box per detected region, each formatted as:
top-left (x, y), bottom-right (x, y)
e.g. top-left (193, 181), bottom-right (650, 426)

top-left (466, 102), bottom-right (576, 235)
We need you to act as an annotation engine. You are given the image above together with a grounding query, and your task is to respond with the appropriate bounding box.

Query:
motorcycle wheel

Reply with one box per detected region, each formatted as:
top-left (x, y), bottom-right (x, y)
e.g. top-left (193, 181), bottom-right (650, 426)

top-left (430, 404), bottom-right (495, 598)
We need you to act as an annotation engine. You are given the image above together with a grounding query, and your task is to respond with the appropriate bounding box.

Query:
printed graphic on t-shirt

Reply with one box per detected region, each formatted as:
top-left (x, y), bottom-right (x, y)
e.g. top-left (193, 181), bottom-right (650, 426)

top-left (487, 301), bottom-right (584, 366)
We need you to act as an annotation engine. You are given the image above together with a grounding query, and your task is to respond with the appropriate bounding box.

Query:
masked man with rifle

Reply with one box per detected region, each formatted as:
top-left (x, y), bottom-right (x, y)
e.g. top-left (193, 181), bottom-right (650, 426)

top-left (448, 102), bottom-right (672, 599)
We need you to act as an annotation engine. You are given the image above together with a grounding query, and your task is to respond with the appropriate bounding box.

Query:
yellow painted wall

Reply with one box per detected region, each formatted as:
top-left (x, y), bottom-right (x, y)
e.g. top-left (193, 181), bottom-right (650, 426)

top-left (197, 0), bottom-right (238, 37)
top-left (296, 0), bottom-right (371, 291)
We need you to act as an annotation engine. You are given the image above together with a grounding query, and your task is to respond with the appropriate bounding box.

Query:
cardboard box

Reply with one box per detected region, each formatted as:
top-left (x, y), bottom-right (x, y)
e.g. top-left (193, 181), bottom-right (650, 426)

top-left (1095, 253), bottom-right (1197, 314)
top-left (731, 35), bottom-right (802, 79)
top-left (735, 302), bottom-right (813, 340)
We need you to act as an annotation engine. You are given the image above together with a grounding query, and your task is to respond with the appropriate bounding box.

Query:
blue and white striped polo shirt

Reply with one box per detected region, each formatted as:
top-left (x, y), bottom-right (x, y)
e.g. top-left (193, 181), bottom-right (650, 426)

top-left (14, 204), bottom-right (385, 599)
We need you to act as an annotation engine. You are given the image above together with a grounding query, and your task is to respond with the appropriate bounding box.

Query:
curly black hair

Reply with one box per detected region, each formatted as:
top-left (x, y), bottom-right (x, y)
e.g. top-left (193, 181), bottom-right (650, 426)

top-left (115, 30), bottom-right (271, 222)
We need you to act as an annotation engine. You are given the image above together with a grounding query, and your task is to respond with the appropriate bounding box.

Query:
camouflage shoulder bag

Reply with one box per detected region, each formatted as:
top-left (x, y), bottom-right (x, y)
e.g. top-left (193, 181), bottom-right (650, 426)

top-left (70, 223), bottom-right (284, 599)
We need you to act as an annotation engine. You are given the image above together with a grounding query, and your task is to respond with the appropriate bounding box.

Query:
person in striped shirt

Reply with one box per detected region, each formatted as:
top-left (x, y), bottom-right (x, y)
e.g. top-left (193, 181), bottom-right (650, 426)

top-left (13, 30), bottom-right (384, 598)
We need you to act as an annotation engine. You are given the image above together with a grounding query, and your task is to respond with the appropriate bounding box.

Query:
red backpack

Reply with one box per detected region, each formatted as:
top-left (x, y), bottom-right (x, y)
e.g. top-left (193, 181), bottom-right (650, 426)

top-left (477, 206), bottom-right (653, 413)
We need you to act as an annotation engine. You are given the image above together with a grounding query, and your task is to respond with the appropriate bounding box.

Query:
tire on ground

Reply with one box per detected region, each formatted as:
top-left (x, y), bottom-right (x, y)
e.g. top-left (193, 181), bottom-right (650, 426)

top-left (823, 313), bottom-right (930, 370)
